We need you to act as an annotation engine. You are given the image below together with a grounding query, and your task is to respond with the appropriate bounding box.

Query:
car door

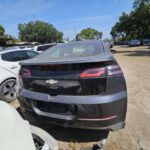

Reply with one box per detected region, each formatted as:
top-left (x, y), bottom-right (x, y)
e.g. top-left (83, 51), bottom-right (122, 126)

top-left (0, 53), bottom-right (20, 75)
top-left (0, 50), bottom-right (38, 75)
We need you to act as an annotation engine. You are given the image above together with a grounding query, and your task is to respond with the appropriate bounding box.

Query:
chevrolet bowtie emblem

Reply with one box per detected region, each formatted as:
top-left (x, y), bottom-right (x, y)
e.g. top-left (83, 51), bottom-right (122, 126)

top-left (46, 79), bottom-right (58, 85)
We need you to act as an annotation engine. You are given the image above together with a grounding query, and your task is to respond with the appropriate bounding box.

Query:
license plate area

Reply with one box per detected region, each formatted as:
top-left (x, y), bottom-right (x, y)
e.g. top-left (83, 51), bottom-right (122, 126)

top-left (32, 101), bottom-right (77, 115)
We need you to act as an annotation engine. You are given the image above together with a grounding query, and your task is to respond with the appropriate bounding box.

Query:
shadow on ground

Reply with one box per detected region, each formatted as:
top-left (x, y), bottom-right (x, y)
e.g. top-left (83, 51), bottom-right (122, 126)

top-left (115, 49), bottom-right (150, 57)
top-left (17, 108), bottom-right (109, 149)
top-left (40, 123), bottom-right (109, 143)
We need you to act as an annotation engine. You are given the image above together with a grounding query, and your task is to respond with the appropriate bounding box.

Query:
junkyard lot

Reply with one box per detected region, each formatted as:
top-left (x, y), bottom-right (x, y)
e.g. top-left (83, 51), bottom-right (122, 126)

top-left (11, 45), bottom-right (150, 149)
top-left (105, 46), bottom-right (150, 150)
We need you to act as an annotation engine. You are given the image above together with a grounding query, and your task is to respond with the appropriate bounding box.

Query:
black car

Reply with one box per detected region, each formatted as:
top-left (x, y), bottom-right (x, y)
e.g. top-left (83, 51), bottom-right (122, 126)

top-left (18, 40), bottom-right (127, 131)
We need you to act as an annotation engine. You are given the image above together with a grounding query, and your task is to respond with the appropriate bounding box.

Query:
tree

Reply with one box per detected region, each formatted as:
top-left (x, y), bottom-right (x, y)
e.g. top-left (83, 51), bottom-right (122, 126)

top-left (76, 28), bottom-right (103, 40)
top-left (103, 38), bottom-right (113, 43)
top-left (0, 25), bottom-right (5, 36)
top-left (110, 12), bottom-right (134, 40)
top-left (133, 0), bottom-right (150, 10)
top-left (110, 0), bottom-right (150, 41)
top-left (18, 21), bottom-right (63, 43)
top-left (0, 25), bottom-right (17, 46)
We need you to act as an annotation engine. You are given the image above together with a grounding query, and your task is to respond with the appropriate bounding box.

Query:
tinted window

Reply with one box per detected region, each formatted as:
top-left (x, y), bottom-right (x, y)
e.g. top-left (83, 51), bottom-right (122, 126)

top-left (36, 42), bottom-right (103, 60)
top-left (1, 50), bottom-right (38, 62)
top-left (4, 47), bottom-right (18, 50)
top-left (37, 45), bottom-right (55, 51)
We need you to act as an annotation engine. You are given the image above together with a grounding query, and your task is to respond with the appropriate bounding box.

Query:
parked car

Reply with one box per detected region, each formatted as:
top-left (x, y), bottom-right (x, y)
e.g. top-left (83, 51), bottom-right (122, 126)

top-left (104, 41), bottom-right (113, 49)
top-left (128, 39), bottom-right (141, 46)
top-left (34, 43), bottom-right (57, 53)
top-left (0, 49), bottom-right (39, 102)
top-left (18, 40), bottom-right (127, 131)
top-left (117, 41), bottom-right (129, 46)
top-left (0, 101), bottom-right (58, 150)
top-left (142, 39), bottom-right (150, 46)
top-left (4, 46), bottom-right (34, 51)
top-left (0, 47), bottom-right (3, 51)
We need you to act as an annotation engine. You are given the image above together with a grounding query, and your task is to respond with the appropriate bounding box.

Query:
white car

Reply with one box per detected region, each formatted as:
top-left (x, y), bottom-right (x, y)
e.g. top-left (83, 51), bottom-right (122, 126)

top-left (4, 46), bottom-right (34, 51)
top-left (128, 40), bottom-right (141, 46)
top-left (0, 101), bottom-right (58, 150)
top-left (0, 49), bottom-right (39, 102)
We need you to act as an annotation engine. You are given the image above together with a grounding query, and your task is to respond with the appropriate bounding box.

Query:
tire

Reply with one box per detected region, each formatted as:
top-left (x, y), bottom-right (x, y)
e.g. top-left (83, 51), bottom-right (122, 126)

top-left (30, 125), bottom-right (59, 150)
top-left (0, 79), bottom-right (17, 103)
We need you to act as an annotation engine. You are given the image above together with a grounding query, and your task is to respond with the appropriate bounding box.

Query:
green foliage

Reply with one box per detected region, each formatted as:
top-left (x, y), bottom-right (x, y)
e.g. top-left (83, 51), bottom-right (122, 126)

top-left (76, 28), bottom-right (103, 40)
top-left (103, 38), bottom-right (113, 43)
top-left (133, 0), bottom-right (150, 10)
top-left (18, 20), bottom-right (63, 43)
top-left (111, 0), bottom-right (150, 41)
top-left (0, 25), bottom-right (5, 36)
top-left (0, 24), bottom-right (18, 46)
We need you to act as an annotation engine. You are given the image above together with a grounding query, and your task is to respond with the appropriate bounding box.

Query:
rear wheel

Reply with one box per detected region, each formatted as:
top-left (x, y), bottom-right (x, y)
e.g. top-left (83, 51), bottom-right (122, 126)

top-left (0, 79), bottom-right (16, 103)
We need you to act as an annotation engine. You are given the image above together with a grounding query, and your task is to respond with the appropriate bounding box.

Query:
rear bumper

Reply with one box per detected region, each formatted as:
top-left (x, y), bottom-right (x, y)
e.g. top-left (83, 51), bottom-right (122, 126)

top-left (18, 89), bottom-right (127, 131)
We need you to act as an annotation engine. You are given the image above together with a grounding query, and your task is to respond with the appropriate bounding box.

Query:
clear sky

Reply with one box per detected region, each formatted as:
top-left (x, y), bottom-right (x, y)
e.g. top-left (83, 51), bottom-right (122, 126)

top-left (0, 0), bottom-right (133, 40)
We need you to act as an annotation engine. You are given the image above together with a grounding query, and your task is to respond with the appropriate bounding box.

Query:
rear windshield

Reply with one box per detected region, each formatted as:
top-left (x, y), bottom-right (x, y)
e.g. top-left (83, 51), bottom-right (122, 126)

top-left (36, 42), bottom-right (103, 60)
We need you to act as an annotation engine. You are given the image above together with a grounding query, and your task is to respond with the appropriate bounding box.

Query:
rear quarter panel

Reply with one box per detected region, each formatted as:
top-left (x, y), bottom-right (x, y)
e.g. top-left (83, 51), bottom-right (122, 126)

top-left (0, 67), bottom-right (16, 85)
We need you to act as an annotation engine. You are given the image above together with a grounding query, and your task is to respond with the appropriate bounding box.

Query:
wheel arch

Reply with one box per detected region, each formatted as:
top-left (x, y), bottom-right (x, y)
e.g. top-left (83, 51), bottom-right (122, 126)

top-left (0, 77), bottom-right (16, 86)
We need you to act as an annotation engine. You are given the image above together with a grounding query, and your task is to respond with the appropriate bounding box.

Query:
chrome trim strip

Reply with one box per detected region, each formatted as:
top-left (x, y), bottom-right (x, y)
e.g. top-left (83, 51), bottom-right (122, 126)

top-left (78, 116), bottom-right (117, 121)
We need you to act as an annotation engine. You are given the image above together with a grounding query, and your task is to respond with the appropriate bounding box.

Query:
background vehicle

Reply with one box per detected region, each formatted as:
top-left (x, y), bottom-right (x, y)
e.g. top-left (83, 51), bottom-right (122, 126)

top-left (4, 46), bottom-right (34, 51)
top-left (34, 43), bottom-right (57, 53)
top-left (0, 101), bottom-right (58, 150)
top-left (104, 41), bottom-right (113, 49)
top-left (128, 39), bottom-right (141, 46)
top-left (18, 40), bottom-right (127, 131)
top-left (115, 41), bottom-right (129, 46)
top-left (0, 47), bottom-right (3, 51)
top-left (0, 49), bottom-right (39, 102)
top-left (142, 39), bottom-right (150, 46)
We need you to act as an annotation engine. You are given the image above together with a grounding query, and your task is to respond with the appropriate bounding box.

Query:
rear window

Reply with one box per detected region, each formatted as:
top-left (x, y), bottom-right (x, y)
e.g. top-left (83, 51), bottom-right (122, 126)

top-left (1, 50), bottom-right (39, 62)
top-left (36, 42), bottom-right (103, 59)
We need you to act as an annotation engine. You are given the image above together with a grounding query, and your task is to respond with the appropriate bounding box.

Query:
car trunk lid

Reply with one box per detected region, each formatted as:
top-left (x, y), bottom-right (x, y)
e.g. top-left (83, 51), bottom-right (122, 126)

top-left (20, 61), bottom-right (111, 96)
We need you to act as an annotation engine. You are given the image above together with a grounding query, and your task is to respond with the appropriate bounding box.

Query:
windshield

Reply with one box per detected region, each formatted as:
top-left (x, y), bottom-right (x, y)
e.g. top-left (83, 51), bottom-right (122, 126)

top-left (35, 41), bottom-right (103, 60)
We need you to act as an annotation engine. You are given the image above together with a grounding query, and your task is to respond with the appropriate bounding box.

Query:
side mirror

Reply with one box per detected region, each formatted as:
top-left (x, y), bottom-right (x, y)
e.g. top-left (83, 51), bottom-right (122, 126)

top-left (110, 49), bottom-right (117, 54)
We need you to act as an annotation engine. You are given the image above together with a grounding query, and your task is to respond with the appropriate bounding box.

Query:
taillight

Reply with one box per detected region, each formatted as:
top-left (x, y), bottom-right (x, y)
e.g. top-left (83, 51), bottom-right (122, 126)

top-left (79, 68), bottom-right (105, 78)
top-left (107, 64), bottom-right (122, 76)
top-left (20, 68), bottom-right (31, 77)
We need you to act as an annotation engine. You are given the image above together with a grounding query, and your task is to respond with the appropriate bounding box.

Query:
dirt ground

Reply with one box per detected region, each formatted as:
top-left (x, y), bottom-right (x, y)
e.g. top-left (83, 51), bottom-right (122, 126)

top-left (11, 45), bottom-right (150, 150)
top-left (106, 46), bottom-right (150, 150)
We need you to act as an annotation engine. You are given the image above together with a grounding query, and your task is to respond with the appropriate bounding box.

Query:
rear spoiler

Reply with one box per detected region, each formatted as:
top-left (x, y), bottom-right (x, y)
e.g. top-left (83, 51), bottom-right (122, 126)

top-left (20, 55), bottom-right (114, 65)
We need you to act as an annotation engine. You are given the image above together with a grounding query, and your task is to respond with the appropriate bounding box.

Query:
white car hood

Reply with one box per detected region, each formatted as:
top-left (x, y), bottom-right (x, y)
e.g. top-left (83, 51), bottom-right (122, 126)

top-left (0, 101), bottom-right (35, 150)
